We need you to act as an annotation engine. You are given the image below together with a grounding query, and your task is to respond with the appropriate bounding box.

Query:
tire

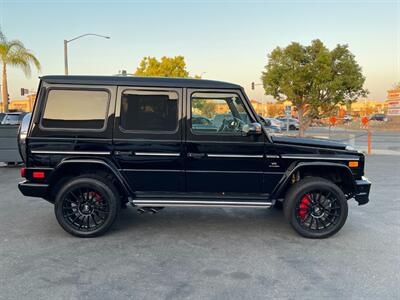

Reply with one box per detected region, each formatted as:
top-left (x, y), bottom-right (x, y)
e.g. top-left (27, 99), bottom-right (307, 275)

top-left (283, 177), bottom-right (348, 239)
top-left (54, 175), bottom-right (120, 238)
top-left (289, 125), bottom-right (296, 130)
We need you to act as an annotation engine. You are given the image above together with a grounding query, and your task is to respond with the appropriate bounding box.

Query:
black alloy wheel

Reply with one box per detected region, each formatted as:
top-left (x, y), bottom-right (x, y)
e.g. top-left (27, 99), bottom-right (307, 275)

top-left (55, 176), bottom-right (120, 237)
top-left (284, 177), bottom-right (348, 238)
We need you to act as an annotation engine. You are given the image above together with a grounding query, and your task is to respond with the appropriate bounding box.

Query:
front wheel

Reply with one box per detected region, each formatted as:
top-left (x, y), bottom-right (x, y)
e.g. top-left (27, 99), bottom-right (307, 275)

top-left (283, 177), bottom-right (348, 239)
top-left (54, 175), bottom-right (120, 238)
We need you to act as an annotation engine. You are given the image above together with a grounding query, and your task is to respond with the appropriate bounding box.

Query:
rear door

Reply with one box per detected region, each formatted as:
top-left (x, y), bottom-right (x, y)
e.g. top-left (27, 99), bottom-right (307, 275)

top-left (113, 87), bottom-right (184, 192)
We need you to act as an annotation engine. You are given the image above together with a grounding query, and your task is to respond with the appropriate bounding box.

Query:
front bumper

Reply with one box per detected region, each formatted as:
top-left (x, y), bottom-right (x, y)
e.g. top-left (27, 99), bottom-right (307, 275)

top-left (18, 180), bottom-right (49, 199)
top-left (354, 176), bottom-right (371, 205)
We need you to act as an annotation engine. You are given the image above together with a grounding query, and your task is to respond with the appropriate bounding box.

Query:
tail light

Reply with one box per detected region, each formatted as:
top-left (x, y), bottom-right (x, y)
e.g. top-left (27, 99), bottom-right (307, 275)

top-left (20, 167), bottom-right (26, 178)
top-left (33, 171), bottom-right (45, 179)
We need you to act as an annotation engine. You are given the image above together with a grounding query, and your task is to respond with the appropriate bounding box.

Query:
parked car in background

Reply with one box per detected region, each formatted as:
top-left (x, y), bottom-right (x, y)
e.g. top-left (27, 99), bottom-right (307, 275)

top-left (0, 113), bottom-right (5, 123)
top-left (343, 115), bottom-right (353, 123)
top-left (276, 117), bottom-right (300, 130)
top-left (264, 117), bottom-right (284, 129)
top-left (1, 112), bottom-right (27, 125)
top-left (369, 114), bottom-right (387, 121)
top-left (192, 115), bottom-right (218, 132)
top-left (259, 116), bottom-right (282, 134)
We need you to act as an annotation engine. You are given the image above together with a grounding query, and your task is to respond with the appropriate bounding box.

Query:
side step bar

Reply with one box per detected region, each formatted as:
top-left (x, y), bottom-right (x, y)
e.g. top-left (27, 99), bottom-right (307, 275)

top-left (130, 199), bottom-right (274, 208)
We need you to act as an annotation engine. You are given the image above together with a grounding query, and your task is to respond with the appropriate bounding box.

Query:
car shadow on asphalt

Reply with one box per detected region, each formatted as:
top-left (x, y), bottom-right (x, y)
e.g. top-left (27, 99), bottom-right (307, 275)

top-left (112, 206), bottom-right (295, 238)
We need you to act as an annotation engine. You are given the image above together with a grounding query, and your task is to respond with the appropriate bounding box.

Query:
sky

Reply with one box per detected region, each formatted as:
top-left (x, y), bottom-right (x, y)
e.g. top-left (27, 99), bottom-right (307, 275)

top-left (0, 0), bottom-right (399, 102)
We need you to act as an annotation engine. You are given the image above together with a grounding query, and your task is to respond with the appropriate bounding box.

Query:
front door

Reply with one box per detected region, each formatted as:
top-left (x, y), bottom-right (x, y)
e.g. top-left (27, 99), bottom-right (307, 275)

top-left (113, 87), bottom-right (184, 192)
top-left (185, 89), bottom-right (265, 195)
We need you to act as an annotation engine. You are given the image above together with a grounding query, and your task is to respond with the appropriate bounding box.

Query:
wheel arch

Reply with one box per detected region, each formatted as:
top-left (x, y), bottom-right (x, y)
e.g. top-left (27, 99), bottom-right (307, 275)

top-left (48, 158), bottom-right (134, 201)
top-left (272, 162), bottom-right (356, 199)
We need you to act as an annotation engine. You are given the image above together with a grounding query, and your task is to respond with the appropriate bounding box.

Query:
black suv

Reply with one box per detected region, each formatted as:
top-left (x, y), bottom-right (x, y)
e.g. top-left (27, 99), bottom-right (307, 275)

top-left (18, 76), bottom-right (371, 238)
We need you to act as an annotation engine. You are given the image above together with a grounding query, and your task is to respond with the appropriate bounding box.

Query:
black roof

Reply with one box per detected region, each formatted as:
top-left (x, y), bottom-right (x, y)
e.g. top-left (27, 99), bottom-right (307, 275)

top-left (41, 75), bottom-right (242, 89)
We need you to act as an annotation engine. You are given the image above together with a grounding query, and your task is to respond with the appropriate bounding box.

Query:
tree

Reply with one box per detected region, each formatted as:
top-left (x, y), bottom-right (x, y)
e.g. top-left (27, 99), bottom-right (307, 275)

top-left (0, 29), bottom-right (41, 112)
top-left (134, 56), bottom-right (190, 78)
top-left (261, 39), bottom-right (367, 136)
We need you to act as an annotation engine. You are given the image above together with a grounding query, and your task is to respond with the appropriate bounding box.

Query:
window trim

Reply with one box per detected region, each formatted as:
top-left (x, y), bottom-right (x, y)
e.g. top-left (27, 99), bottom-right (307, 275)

top-left (39, 87), bottom-right (111, 132)
top-left (118, 88), bottom-right (180, 134)
top-left (189, 91), bottom-right (253, 136)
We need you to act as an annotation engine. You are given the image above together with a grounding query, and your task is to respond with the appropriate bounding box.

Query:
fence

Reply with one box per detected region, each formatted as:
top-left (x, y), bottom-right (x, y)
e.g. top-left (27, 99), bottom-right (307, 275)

top-left (0, 125), bottom-right (21, 163)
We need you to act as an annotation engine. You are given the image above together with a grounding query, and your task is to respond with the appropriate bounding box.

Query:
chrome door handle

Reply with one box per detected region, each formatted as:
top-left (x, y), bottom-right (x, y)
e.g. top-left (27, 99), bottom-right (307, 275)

top-left (187, 153), bottom-right (207, 159)
top-left (114, 150), bottom-right (133, 156)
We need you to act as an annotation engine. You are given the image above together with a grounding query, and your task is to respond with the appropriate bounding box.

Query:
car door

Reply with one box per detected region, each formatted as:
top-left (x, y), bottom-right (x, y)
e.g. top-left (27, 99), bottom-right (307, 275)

top-left (185, 89), bottom-right (265, 195)
top-left (113, 87), bottom-right (184, 192)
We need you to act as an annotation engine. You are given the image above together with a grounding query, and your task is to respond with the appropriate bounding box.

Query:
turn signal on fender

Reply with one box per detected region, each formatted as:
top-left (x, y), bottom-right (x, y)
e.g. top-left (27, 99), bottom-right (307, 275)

top-left (349, 161), bottom-right (359, 168)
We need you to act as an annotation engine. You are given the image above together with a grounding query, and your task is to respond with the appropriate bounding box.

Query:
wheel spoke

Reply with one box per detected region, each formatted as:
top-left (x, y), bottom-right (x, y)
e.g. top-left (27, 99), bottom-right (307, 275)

top-left (91, 215), bottom-right (98, 226)
top-left (296, 188), bottom-right (343, 232)
top-left (62, 186), bottom-right (110, 232)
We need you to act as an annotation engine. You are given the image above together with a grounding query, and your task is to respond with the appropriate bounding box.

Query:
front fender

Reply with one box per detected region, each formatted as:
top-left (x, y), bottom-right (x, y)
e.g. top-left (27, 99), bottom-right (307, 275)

top-left (271, 161), bottom-right (356, 199)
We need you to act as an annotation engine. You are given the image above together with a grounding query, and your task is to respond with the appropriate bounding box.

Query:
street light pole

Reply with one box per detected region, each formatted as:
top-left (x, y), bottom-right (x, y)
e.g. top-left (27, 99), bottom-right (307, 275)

top-left (63, 33), bottom-right (110, 75)
top-left (64, 40), bottom-right (68, 75)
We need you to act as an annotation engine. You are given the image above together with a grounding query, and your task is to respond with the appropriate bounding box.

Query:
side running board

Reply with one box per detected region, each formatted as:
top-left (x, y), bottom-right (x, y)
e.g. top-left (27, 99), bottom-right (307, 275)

top-left (130, 199), bottom-right (274, 208)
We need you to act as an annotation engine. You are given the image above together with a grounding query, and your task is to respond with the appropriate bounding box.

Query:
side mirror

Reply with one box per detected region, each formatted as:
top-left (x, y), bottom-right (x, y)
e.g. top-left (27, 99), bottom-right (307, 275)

top-left (242, 122), bottom-right (262, 135)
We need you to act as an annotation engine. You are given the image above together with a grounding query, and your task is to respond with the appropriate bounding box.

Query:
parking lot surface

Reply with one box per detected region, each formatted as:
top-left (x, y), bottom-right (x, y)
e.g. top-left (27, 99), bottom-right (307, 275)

top-left (0, 155), bottom-right (399, 300)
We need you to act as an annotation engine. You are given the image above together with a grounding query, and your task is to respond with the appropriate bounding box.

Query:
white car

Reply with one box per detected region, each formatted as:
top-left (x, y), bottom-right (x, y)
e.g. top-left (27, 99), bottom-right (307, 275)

top-left (264, 117), bottom-right (284, 128)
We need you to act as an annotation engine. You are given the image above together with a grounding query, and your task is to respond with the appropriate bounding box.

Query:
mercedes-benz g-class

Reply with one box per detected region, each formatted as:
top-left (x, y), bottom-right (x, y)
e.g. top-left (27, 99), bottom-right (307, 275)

top-left (18, 76), bottom-right (371, 238)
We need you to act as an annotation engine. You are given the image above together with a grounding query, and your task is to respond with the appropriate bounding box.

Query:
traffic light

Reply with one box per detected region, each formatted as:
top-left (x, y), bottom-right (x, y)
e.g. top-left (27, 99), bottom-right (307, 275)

top-left (251, 82), bottom-right (255, 90)
top-left (20, 88), bottom-right (29, 96)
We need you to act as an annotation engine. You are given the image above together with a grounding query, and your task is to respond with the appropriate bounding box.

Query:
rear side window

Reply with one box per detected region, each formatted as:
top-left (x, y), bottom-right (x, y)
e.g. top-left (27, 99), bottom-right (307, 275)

top-left (120, 90), bottom-right (178, 132)
top-left (41, 89), bottom-right (109, 130)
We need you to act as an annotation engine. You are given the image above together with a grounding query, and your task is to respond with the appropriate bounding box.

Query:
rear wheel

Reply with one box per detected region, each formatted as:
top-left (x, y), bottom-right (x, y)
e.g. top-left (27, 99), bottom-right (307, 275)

top-left (54, 175), bottom-right (120, 237)
top-left (283, 177), bottom-right (348, 239)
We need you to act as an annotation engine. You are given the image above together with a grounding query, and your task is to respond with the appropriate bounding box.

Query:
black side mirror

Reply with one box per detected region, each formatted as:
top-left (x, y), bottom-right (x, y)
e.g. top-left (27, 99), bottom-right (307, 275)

top-left (242, 122), bottom-right (262, 135)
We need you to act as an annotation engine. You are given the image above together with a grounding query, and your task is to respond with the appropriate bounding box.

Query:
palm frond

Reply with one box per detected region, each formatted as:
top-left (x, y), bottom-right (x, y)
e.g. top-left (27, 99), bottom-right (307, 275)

top-left (0, 29), bottom-right (5, 43)
top-left (7, 47), bottom-right (41, 76)
top-left (0, 31), bottom-right (40, 76)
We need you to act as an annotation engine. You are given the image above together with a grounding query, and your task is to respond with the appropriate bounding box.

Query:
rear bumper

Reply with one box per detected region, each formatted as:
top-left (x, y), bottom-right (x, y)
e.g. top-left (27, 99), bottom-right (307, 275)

top-left (18, 180), bottom-right (49, 199)
top-left (354, 176), bottom-right (371, 205)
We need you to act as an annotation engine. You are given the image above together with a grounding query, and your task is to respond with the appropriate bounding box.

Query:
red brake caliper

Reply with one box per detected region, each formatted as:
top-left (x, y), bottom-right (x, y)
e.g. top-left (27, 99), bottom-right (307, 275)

top-left (298, 195), bottom-right (311, 222)
top-left (89, 192), bottom-right (103, 204)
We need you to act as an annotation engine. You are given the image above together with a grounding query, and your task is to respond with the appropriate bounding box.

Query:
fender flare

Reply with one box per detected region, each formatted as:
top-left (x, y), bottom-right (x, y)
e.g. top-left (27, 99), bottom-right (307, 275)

top-left (50, 157), bottom-right (134, 197)
top-left (271, 161), bottom-right (356, 199)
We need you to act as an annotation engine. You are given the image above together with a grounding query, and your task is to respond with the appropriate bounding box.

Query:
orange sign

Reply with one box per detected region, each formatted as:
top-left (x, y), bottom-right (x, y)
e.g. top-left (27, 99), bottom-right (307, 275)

top-left (330, 116), bottom-right (337, 125)
top-left (361, 116), bottom-right (369, 126)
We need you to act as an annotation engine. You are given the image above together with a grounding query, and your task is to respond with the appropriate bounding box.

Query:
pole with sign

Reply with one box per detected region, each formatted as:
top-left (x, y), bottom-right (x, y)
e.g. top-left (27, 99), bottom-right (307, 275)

top-left (285, 105), bottom-right (291, 133)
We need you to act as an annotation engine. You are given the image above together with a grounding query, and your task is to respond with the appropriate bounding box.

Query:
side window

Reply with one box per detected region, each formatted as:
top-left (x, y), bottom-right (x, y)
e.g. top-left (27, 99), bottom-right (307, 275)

top-left (120, 90), bottom-right (178, 132)
top-left (191, 92), bottom-right (252, 135)
top-left (41, 89), bottom-right (109, 130)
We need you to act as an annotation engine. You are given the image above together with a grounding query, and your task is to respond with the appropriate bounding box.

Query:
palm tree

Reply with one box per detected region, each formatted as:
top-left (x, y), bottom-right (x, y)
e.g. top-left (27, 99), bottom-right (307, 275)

top-left (0, 30), bottom-right (41, 112)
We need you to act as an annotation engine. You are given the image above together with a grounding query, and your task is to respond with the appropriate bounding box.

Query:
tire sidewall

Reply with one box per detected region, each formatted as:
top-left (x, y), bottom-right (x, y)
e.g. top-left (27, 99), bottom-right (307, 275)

top-left (54, 177), bottom-right (119, 238)
top-left (284, 177), bottom-right (348, 239)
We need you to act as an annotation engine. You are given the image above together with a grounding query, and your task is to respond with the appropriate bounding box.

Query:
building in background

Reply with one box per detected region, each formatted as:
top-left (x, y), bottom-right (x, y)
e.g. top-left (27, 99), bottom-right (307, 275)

top-left (386, 88), bottom-right (400, 117)
top-left (9, 94), bottom-right (36, 112)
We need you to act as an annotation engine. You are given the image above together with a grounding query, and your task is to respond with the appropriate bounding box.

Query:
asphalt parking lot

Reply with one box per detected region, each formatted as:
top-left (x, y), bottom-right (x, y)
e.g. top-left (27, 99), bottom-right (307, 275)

top-left (0, 155), bottom-right (399, 300)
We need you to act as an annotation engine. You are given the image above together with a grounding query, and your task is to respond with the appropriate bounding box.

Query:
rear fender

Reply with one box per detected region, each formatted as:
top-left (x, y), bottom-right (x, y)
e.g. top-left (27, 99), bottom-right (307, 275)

top-left (50, 158), bottom-right (134, 197)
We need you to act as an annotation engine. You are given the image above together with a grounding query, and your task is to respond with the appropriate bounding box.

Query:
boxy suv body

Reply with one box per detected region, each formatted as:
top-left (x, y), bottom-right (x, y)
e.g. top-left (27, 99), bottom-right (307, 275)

top-left (18, 76), bottom-right (371, 238)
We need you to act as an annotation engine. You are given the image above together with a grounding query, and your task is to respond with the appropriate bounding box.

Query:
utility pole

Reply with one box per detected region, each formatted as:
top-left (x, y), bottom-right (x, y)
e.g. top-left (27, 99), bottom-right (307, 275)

top-left (63, 33), bottom-right (110, 75)
top-left (64, 40), bottom-right (68, 75)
